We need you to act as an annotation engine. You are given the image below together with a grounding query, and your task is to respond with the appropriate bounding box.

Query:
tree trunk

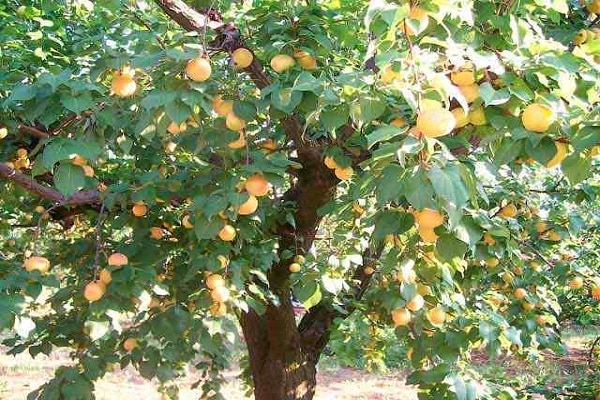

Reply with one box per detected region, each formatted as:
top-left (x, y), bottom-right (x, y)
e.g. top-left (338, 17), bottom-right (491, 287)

top-left (240, 301), bottom-right (318, 400)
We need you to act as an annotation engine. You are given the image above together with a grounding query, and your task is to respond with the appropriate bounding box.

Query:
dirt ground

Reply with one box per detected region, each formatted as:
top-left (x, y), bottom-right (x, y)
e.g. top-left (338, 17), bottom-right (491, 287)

top-left (0, 328), bottom-right (595, 400)
top-left (0, 349), bottom-right (417, 400)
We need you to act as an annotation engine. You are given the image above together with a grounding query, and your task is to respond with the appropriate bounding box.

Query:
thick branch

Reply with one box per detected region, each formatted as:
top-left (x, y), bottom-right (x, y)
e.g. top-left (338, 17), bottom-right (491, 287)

top-left (153, 0), bottom-right (223, 31)
top-left (18, 124), bottom-right (49, 139)
top-left (0, 163), bottom-right (100, 206)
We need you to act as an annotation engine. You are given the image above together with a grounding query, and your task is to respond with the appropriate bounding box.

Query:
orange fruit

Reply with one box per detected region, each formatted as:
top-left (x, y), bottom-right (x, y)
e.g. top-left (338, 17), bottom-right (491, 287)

top-left (238, 195), bottom-right (259, 215)
top-left (206, 274), bottom-right (225, 290)
top-left (499, 203), bottom-right (518, 218)
top-left (209, 302), bottom-right (227, 316)
top-left (483, 232), bottom-right (496, 245)
top-left (227, 132), bottom-right (246, 149)
top-left (186, 57), bottom-right (211, 82)
top-left (514, 288), bottom-right (527, 300)
top-left (451, 108), bottom-right (469, 128)
top-left (108, 252), bottom-right (128, 267)
top-left (225, 112), bottom-right (246, 131)
top-left (591, 285), bottom-right (600, 300)
top-left (167, 121), bottom-right (187, 135)
top-left (99, 268), bottom-right (112, 285)
top-left (468, 107), bottom-right (487, 125)
top-left (363, 266), bottom-right (375, 275)
top-left (245, 174), bottom-right (270, 197)
top-left (182, 214), bottom-right (194, 229)
top-left (211, 286), bottom-right (230, 302)
top-left (123, 338), bottom-right (138, 352)
top-left (150, 227), bottom-right (164, 240)
top-left (401, 7), bottom-right (429, 36)
top-left (418, 227), bottom-right (439, 243)
top-left (390, 117), bottom-right (406, 127)
top-left (270, 54), bottom-right (296, 72)
top-left (218, 224), bottom-right (236, 241)
top-left (71, 154), bottom-right (88, 166)
top-left (294, 50), bottom-right (317, 70)
top-left (324, 156), bottom-right (338, 169)
top-left (212, 96), bottom-right (234, 117)
top-left (334, 166), bottom-right (354, 180)
top-left (260, 139), bottom-right (277, 151)
top-left (427, 307), bottom-right (446, 326)
top-left (81, 165), bottom-right (95, 177)
top-left (232, 48), bottom-right (254, 68)
top-left (451, 70), bottom-right (476, 86)
top-left (111, 71), bottom-right (137, 97)
top-left (545, 141), bottom-right (568, 168)
top-left (132, 203), bottom-right (148, 217)
top-left (569, 276), bottom-right (584, 289)
top-left (521, 103), bottom-right (555, 133)
top-left (522, 301), bottom-right (536, 311)
top-left (391, 308), bottom-right (411, 327)
top-left (458, 84), bottom-right (480, 103)
top-left (84, 281), bottom-right (106, 302)
top-left (414, 208), bottom-right (444, 229)
top-left (406, 295), bottom-right (425, 312)
top-left (289, 263), bottom-right (302, 273)
top-left (416, 109), bottom-right (456, 138)
top-left (23, 256), bottom-right (50, 273)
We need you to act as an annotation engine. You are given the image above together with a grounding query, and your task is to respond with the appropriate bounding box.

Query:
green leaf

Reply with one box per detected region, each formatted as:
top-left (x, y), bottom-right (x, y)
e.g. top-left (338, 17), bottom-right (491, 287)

top-left (271, 88), bottom-right (303, 113)
top-left (436, 235), bottom-right (468, 261)
top-left (366, 126), bottom-right (403, 149)
top-left (165, 100), bottom-right (191, 124)
top-left (194, 217), bottom-right (223, 240)
top-left (294, 280), bottom-right (322, 310)
top-left (60, 92), bottom-right (94, 113)
top-left (561, 152), bottom-right (591, 184)
top-left (54, 163), bottom-right (85, 196)
top-left (321, 105), bottom-right (349, 132)
top-left (9, 84), bottom-right (37, 101)
top-left (141, 90), bottom-right (177, 109)
top-left (233, 101), bottom-right (257, 121)
top-left (428, 165), bottom-right (469, 208)
top-left (493, 139), bottom-right (524, 167)
top-left (372, 211), bottom-right (414, 242)
top-left (293, 72), bottom-right (323, 92)
top-left (350, 97), bottom-right (386, 125)
top-left (84, 321), bottom-right (110, 341)
top-left (404, 169), bottom-right (436, 209)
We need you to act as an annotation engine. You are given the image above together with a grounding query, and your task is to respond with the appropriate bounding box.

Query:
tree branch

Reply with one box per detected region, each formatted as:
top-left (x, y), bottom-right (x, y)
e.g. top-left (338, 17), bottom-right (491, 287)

top-left (153, 0), bottom-right (223, 31)
top-left (18, 124), bottom-right (49, 139)
top-left (0, 163), bottom-right (100, 206)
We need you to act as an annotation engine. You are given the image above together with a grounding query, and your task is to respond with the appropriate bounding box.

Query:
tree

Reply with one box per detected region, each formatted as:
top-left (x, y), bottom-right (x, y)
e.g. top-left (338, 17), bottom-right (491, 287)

top-left (0, 0), bottom-right (599, 399)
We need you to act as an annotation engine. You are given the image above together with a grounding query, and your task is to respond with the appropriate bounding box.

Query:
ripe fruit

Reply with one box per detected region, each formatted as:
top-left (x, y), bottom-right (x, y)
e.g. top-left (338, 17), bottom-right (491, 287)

top-left (522, 301), bottom-right (536, 311)
top-left (501, 271), bottom-right (514, 284)
top-left (71, 154), bottom-right (88, 166)
top-left (23, 256), bottom-right (50, 273)
top-left (260, 139), bottom-right (277, 151)
top-left (334, 166), bottom-right (354, 180)
top-left (167, 121), bottom-right (187, 135)
top-left (206, 274), bottom-right (225, 290)
top-left (546, 230), bottom-right (561, 241)
top-left (406, 295), bottom-right (425, 312)
top-left (99, 268), bottom-right (112, 285)
top-left (521, 103), bottom-right (555, 133)
top-left (324, 156), bottom-right (338, 169)
top-left (586, 0), bottom-right (600, 13)
top-left (390, 117), bottom-right (406, 127)
top-left (225, 112), bottom-right (246, 131)
top-left (402, 7), bottom-right (429, 36)
top-left (0, 127), bottom-right (7, 139)
top-left (545, 141), bottom-right (568, 168)
top-left (535, 221), bottom-right (549, 233)
top-left (591, 285), bottom-right (600, 300)
top-left (211, 286), bottom-right (230, 302)
top-left (270, 54), bottom-right (296, 72)
top-left (416, 109), bottom-right (456, 138)
top-left (427, 307), bottom-right (446, 326)
top-left (418, 227), bottom-right (439, 243)
top-left (132, 203), bottom-right (148, 217)
top-left (458, 84), bottom-right (480, 103)
top-left (294, 255), bottom-right (306, 264)
top-left (514, 288), bottom-right (527, 300)
top-left (483, 232), bottom-right (496, 246)
top-left (82, 165), bottom-right (95, 177)
top-left (288, 263), bottom-right (301, 273)
top-left (451, 108), bottom-right (469, 128)
top-left (232, 48), bottom-right (253, 68)
top-left (123, 338), bottom-right (138, 352)
top-left (569, 276), bottom-right (584, 290)
top-left (499, 203), bottom-right (518, 218)
top-left (84, 281), bottom-right (106, 302)
top-left (111, 68), bottom-right (137, 97)
top-left (485, 258), bottom-right (499, 268)
top-left (209, 302), bottom-right (227, 316)
top-left (218, 224), bottom-right (236, 241)
top-left (294, 50), bottom-right (317, 70)
top-left (451, 70), bottom-right (476, 86)
top-left (468, 107), bottom-right (487, 125)
top-left (363, 266), bottom-right (375, 275)
top-left (228, 132), bottom-right (246, 149)
top-left (150, 227), bottom-right (164, 240)
top-left (108, 252), bottom-right (128, 267)
top-left (245, 174), bottom-right (270, 197)
top-left (186, 57), bottom-right (211, 82)
top-left (391, 308), bottom-right (411, 327)
top-left (212, 96), bottom-right (234, 117)
top-left (380, 66), bottom-right (401, 84)
top-left (414, 208), bottom-right (444, 229)
top-left (238, 195), bottom-right (259, 215)
top-left (535, 315), bottom-right (548, 325)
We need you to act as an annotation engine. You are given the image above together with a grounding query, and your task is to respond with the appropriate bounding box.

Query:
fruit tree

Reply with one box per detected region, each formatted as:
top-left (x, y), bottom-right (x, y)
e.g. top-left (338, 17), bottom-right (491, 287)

top-left (1, 0), bottom-right (600, 399)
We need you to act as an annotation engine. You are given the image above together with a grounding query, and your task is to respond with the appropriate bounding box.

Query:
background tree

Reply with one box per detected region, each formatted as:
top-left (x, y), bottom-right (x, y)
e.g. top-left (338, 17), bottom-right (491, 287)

top-left (1, 0), bottom-right (599, 399)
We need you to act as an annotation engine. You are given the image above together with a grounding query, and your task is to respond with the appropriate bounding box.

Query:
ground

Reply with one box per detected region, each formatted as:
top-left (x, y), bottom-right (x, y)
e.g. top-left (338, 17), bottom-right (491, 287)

top-left (0, 325), bottom-right (597, 400)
